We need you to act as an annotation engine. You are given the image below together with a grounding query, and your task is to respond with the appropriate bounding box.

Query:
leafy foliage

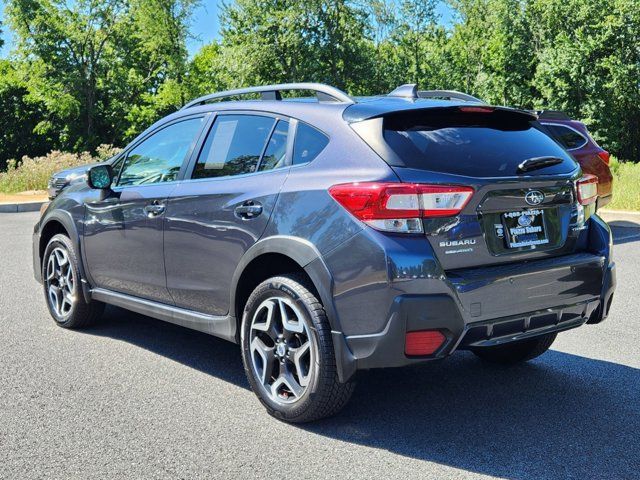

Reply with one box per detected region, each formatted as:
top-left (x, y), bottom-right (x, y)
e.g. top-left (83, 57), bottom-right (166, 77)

top-left (0, 0), bottom-right (639, 168)
top-left (0, 145), bottom-right (121, 193)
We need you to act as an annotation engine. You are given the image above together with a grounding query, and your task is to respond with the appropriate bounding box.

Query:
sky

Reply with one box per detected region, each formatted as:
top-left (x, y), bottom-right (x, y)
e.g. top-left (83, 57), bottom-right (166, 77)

top-left (0, 1), bottom-right (453, 57)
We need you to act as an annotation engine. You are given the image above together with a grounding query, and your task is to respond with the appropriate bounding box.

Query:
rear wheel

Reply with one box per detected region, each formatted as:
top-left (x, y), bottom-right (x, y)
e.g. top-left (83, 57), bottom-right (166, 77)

top-left (240, 274), bottom-right (354, 423)
top-left (471, 332), bottom-right (557, 364)
top-left (43, 234), bottom-right (104, 328)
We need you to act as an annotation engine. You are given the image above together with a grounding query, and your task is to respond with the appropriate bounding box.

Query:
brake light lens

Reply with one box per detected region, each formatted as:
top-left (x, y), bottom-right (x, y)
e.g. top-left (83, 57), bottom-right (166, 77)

top-left (459, 106), bottom-right (494, 113)
top-left (328, 183), bottom-right (473, 233)
top-left (405, 330), bottom-right (446, 356)
top-left (576, 174), bottom-right (598, 205)
top-left (598, 151), bottom-right (610, 165)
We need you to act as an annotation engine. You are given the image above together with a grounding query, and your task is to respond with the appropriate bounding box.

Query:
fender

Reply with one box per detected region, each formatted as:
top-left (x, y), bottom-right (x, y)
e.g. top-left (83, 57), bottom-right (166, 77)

top-left (229, 235), bottom-right (342, 333)
top-left (230, 235), bottom-right (357, 382)
top-left (39, 208), bottom-right (92, 303)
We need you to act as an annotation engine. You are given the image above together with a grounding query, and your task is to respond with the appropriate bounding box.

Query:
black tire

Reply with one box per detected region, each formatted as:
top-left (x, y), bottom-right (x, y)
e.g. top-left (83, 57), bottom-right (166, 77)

top-left (240, 274), bottom-right (355, 423)
top-left (42, 234), bottom-right (104, 328)
top-left (471, 332), bottom-right (557, 364)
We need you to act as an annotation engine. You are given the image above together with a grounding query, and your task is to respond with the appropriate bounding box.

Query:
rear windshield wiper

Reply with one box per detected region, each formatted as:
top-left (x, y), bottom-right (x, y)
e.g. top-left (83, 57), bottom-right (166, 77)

top-left (517, 156), bottom-right (563, 174)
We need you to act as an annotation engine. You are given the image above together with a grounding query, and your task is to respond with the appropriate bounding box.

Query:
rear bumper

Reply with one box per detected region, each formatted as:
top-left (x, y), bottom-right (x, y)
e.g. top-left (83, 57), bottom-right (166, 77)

top-left (331, 219), bottom-right (615, 381)
top-left (340, 296), bottom-right (601, 374)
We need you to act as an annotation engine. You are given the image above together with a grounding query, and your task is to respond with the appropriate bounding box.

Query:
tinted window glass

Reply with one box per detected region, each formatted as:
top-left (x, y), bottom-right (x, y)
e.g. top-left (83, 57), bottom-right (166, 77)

top-left (381, 110), bottom-right (576, 177)
top-left (193, 115), bottom-right (275, 179)
top-left (292, 123), bottom-right (329, 165)
top-left (118, 118), bottom-right (203, 186)
top-left (259, 120), bottom-right (289, 171)
top-left (544, 124), bottom-right (587, 150)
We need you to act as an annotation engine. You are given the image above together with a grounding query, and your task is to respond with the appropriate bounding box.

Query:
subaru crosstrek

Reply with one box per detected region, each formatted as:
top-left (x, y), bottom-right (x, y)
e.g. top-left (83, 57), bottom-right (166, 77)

top-left (33, 83), bottom-right (616, 422)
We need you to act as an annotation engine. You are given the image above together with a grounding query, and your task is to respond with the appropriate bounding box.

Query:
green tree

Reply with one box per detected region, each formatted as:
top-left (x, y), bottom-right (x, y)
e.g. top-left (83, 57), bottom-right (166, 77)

top-left (0, 60), bottom-right (52, 170)
top-left (7, 0), bottom-right (129, 151)
top-left (445, 0), bottom-right (535, 106)
top-left (124, 0), bottom-right (200, 135)
top-left (6, 0), bottom-right (198, 154)
top-left (217, 0), bottom-right (375, 94)
top-left (530, 0), bottom-right (640, 161)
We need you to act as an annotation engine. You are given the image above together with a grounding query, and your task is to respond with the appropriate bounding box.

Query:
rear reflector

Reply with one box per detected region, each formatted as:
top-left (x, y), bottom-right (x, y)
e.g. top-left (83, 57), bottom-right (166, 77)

top-left (576, 174), bottom-right (598, 205)
top-left (598, 151), bottom-right (610, 165)
top-left (328, 182), bottom-right (473, 233)
top-left (405, 330), bottom-right (446, 356)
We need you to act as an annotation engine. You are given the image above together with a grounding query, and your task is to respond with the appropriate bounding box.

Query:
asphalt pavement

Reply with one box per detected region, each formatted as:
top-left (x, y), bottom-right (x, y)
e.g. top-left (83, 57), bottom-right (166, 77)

top-left (1, 212), bottom-right (639, 479)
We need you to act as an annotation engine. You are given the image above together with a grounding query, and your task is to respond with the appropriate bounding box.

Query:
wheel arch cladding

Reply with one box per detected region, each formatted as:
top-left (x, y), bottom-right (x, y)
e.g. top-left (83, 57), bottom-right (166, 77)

top-left (230, 236), bottom-right (340, 334)
top-left (39, 219), bottom-right (69, 262)
top-left (39, 211), bottom-right (91, 303)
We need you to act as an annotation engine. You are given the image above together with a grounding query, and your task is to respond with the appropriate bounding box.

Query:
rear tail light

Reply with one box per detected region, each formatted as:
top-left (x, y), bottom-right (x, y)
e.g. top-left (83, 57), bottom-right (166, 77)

top-left (328, 182), bottom-right (474, 233)
top-left (405, 330), bottom-right (446, 356)
top-left (597, 151), bottom-right (610, 165)
top-left (576, 174), bottom-right (598, 205)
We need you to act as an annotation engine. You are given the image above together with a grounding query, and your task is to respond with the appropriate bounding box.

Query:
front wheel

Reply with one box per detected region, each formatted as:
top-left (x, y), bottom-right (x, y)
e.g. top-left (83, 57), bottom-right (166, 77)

top-left (240, 274), bottom-right (355, 423)
top-left (42, 234), bottom-right (104, 328)
top-left (471, 332), bottom-right (557, 364)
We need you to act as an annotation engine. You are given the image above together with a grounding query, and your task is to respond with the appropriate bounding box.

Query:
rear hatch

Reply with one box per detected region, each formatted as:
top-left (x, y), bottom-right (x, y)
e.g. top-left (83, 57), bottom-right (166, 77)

top-left (350, 106), bottom-right (585, 270)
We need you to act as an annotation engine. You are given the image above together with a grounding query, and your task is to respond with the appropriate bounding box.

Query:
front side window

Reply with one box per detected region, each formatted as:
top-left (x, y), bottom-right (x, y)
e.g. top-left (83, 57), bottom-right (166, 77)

top-left (118, 117), bottom-right (204, 187)
top-left (192, 115), bottom-right (276, 179)
top-left (544, 124), bottom-right (588, 150)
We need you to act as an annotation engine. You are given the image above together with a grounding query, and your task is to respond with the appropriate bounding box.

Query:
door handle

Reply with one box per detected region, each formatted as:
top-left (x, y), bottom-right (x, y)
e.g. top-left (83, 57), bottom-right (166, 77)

top-left (235, 201), bottom-right (263, 219)
top-left (143, 202), bottom-right (166, 217)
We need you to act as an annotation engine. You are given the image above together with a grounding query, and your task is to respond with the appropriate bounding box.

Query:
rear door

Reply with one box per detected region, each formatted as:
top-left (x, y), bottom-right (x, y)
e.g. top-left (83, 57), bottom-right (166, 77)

top-left (353, 107), bottom-right (583, 270)
top-left (164, 113), bottom-right (292, 315)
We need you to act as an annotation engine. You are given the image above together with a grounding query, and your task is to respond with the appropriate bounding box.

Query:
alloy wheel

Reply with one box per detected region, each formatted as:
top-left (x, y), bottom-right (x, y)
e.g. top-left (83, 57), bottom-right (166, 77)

top-left (45, 247), bottom-right (75, 318)
top-left (249, 297), bottom-right (314, 404)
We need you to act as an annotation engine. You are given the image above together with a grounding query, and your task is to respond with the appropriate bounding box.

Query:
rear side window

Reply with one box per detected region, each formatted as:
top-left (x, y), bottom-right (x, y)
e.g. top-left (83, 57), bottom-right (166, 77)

top-left (380, 109), bottom-right (576, 177)
top-left (193, 115), bottom-right (275, 179)
top-left (293, 122), bottom-right (329, 165)
top-left (543, 124), bottom-right (588, 150)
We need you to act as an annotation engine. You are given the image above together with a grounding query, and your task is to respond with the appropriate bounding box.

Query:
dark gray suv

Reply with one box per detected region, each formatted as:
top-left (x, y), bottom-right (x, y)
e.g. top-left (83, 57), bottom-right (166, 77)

top-left (33, 83), bottom-right (616, 422)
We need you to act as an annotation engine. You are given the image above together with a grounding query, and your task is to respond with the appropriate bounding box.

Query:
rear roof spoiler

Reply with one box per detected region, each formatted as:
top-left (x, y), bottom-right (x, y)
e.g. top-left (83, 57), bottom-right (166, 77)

top-left (536, 110), bottom-right (571, 121)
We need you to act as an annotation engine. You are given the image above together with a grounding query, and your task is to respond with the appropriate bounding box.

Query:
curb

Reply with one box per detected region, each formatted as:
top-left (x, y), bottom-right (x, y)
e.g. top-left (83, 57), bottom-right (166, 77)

top-left (0, 201), bottom-right (46, 213)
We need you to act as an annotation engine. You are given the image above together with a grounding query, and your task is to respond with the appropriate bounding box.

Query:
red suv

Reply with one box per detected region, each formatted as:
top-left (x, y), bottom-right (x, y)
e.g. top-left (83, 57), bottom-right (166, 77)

top-left (538, 111), bottom-right (613, 209)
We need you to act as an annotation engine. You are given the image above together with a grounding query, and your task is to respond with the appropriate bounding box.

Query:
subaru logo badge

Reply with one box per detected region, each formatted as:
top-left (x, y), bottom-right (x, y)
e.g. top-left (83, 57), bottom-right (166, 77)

top-left (525, 190), bottom-right (544, 206)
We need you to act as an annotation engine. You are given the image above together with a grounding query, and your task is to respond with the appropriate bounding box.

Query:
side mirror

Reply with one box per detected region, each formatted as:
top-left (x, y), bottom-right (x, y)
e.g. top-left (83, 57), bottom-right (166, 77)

top-left (87, 164), bottom-right (114, 190)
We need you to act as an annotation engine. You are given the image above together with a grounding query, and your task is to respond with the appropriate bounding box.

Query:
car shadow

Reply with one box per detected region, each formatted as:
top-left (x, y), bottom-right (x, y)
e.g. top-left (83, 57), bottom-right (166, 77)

top-left (611, 224), bottom-right (640, 245)
top-left (84, 306), bottom-right (639, 479)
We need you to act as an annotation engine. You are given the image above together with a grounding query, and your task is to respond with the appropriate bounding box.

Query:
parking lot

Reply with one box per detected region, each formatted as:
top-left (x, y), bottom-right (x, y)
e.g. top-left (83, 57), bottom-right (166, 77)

top-left (1, 211), bottom-right (638, 479)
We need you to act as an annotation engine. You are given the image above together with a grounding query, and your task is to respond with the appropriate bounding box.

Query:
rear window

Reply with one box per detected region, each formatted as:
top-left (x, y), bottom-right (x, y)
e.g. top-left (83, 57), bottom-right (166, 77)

top-left (381, 109), bottom-right (577, 177)
top-left (543, 124), bottom-right (588, 150)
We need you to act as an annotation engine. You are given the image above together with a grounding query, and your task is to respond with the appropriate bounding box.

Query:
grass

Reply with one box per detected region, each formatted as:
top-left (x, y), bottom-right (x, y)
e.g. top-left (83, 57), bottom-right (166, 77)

top-left (607, 156), bottom-right (640, 211)
top-left (0, 145), bottom-right (120, 194)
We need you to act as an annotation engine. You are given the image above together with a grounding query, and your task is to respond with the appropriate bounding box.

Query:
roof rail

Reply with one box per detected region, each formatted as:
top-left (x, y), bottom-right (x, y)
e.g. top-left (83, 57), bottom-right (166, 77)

top-left (418, 90), bottom-right (486, 103)
top-left (181, 82), bottom-right (354, 110)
